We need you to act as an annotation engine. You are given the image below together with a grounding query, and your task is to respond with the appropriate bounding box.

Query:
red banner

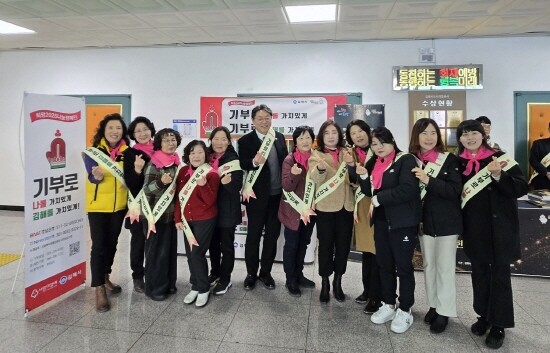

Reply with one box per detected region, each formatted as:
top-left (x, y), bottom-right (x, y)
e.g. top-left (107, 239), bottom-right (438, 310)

top-left (30, 110), bottom-right (81, 123)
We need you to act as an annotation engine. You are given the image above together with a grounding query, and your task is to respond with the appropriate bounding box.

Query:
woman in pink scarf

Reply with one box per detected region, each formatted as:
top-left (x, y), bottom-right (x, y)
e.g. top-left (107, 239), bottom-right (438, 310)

top-left (123, 116), bottom-right (156, 293)
top-left (456, 120), bottom-right (527, 349)
top-left (409, 118), bottom-right (462, 334)
top-left (357, 127), bottom-right (421, 334)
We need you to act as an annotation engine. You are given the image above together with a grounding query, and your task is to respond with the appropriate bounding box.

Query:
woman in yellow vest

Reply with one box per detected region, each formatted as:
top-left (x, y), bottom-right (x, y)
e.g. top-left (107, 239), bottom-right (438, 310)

top-left (84, 113), bottom-right (129, 312)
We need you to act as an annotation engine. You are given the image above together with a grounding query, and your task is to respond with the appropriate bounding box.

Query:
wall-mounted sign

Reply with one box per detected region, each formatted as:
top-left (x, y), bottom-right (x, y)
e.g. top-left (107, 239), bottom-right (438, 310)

top-left (393, 65), bottom-right (483, 91)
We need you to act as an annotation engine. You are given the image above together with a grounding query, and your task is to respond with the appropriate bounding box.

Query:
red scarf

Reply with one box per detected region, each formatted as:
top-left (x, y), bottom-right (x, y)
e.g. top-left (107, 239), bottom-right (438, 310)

top-left (293, 150), bottom-right (311, 171)
top-left (459, 146), bottom-right (494, 176)
top-left (355, 146), bottom-right (368, 164)
top-left (107, 139), bottom-right (127, 161)
top-left (324, 147), bottom-right (340, 166)
top-left (150, 150), bottom-right (180, 169)
top-left (209, 152), bottom-right (224, 172)
top-left (133, 140), bottom-right (154, 157)
top-left (417, 149), bottom-right (439, 165)
top-left (371, 150), bottom-right (396, 190)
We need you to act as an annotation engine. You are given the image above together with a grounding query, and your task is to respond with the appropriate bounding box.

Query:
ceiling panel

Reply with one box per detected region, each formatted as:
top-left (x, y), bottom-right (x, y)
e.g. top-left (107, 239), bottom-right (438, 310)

top-left (232, 8), bottom-right (287, 25)
top-left (47, 16), bottom-right (109, 31)
top-left (122, 28), bottom-right (179, 44)
top-left (108, 0), bottom-right (176, 14)
top-left (202, 25), bottom-right (254, 42)
top-left (389, 1), bottom-right (452, 20)
top-left (160, 26), bottom-right (213, 42)
top-left (443, 0), bottom-right (515, 17)
top-left (339, 3), bottom-right (393, 21)
top-left (51, 0), bottom-right (126, 16)
top-left (336, 20), bottom-right (384, 40)
top-left (467, 14), bottom-right (541, 35)
top-left (185, 10), bottom-right (241, 26)
top-left (291, 22), bottom-right (336, 41)
top-left (247, 23), bottom-right (295, 42)
top-left (3, 0), bottom-right (78, 17)
top-left (165, 0), bottom-right (228, 12)
top-left (136, 12), bottom-right (195, 27)
top-left (92, 14), bottom-right (152, 29)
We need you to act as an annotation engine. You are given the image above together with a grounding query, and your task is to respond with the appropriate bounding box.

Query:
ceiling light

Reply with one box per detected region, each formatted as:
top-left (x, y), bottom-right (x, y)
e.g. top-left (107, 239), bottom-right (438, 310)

top-left (285, 4), bottom-right (337, 23)
top-left (0, 20), bottom-right (34, 34)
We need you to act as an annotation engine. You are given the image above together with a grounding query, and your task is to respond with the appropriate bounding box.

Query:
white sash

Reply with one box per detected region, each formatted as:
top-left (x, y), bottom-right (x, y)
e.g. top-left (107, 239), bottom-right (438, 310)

top-left (353, 148), bottom-right (373, 223)
top-left (314, 161), bottom-right (348, 205)
top-left (283, 173), bottom-right (316, 224)
top-left (242, 128), bottom-right (276, 202)
top-left (141, 171), bottom-right (178, 237)
top-left (419, 152), bottom-right (449, 200)
top-left (461, 153), bottom-right (518, 208)
top-left (529, 152), bottom-right (550, 183)
top-left (218, 159), bottom-right (241, 176)
top-left (178, 164), bottom-right (213, 250)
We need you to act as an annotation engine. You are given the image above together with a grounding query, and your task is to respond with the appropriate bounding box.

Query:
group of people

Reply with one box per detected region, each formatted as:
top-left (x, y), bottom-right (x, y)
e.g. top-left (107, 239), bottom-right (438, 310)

top-left (84, 107), bottom-right (529, 350)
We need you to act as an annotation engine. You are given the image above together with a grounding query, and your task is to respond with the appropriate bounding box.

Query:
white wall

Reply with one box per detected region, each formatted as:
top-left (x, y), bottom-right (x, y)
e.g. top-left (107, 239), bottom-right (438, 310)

top-left (1, 36), bottom-right (549, 206)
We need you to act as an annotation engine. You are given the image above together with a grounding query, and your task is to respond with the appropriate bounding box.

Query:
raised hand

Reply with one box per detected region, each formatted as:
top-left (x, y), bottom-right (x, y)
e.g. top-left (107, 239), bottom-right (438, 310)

top-left (161, 172), bottom-right (173, 185)
top-left (343, 148), bottom-right (355, 166)
top-left (134, 154), bottom-right (145, 174)
top-left (317, 158), bottom-right (329, 171)
top-left (253, 152), bottom-right (266, 165)
top-left (197, 176), bottom-right (207, 186)
top-left (91, 166), bottom-right (104, 181)
top-left (355, 162), bottom-right (368, 176)
top-left (412, 167), bottom-right (429, 184)
top-left (291, 163), bottom-right (302, 175)
top-left (221, 173), bottom-right (232, 185)
top-left (487, 156), bottom-right (502, 178)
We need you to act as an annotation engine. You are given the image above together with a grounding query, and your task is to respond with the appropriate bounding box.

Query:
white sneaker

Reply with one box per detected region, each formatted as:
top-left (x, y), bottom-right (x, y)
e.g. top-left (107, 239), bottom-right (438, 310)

top-left (371, 302), bottom-right (396, 324)
top-left (183, 290), bottom-right (199, 304)
top-left (391, 308), bottom-right (414, 333)
top-left (195, 292), bottom-right (209, 307)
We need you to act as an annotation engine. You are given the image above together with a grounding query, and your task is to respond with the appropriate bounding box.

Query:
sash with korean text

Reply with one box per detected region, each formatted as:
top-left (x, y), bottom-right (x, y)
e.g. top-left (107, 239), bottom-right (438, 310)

top-left (352, 148), bottom-right (373, 223)
top-left (141, 173), bottom-right (178, 237)
top-left (461, 154), bottom-right (518, 208)
top-left (218, 159), bottom-right (241, 176)
top-left (419, 152), bottom-right (449, 200)
top-left (283, 174), bottom-right (316, 224)
top-left (242, 128), bottom-right (276, 202)
top-left (314, 162), bottom-right (348, 205)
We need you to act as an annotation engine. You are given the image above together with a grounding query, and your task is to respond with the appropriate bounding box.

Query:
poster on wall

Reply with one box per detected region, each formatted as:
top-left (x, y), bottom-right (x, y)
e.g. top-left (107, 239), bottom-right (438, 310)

top-left (408, 91), bottom-right (466, 152)
top-left (173, 119), bottom-right (197, 139)
top-left (334, 104), bottom-right (385, 131)
top-left (199, 95), bottom-right (347, 138)
top-left (23, 93), bottom-right (87, 313)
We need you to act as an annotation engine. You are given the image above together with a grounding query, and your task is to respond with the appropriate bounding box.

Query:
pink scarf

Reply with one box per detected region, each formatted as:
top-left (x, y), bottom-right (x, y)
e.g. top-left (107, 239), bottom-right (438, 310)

top-left (324, 147), bottom-right (340, 166)
top-left (209, 152), bottom-right (224, 172)
top-left (355, 147), bottom-right (368, 164)
top-left (133, 140), bottom-right (154, 157)
top-left (150, 150), bottom-right (180, 169)
top-left (371, 150), bottom-right (396, 190)
top-left (417, 149), bottom-right (439, 165)
top-left (108, 140), bottom-right (127, 161)
top-left (459, 146), bottom-right (494, 176)
top-left (293, 150), bottom-right (311, 171)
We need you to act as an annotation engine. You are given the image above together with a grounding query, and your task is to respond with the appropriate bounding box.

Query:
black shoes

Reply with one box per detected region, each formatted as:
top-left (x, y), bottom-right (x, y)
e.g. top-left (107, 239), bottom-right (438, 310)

top-left (320, 276), bottom-right (330, 303)
top-left (104, 274), bottom-right (122, 294)
top-left (213, 281), bottom-right (232, 295)
top-left (148, 293), bottom-right (167, 301)
top-left (244, 274), bottom-right (257, 290)
top-left (355, 292), bottom-right (368, 304)
top-left (430, 314), bottom-right (449, 334)
top-left (298, 275), bottom-right (315, 288)
top-left (363, 299), bottom-right (381, 314)
top-left (424, 307), bottom-right (437, 324)
top-left (208, 273), bottom-right (219, 286)
top-left (258, 273), bottom-right (276, 289)
top-left (471, 316), bottom-right (491, 336)
top-left (333, 274), bottom-right (345, 302)
top-left (286, 283), bottom-right (302, 297)
top-left (133, 278), bottom-right (144, 293)
top-left (168, 287), bottom-right (178, 295)
top-left (485, 326), bottom-right (505, 349)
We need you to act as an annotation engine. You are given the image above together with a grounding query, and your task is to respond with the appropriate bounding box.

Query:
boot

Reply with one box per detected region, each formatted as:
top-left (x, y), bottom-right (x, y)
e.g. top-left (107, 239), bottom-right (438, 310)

top-left (95, 285), bottom-right (110, 312)
top-left (320, 276), bottom-right (330, 303)
top-left (105, 274), bottom-right (122, 294)
top-left (333, 274), bottom-right (345, 302)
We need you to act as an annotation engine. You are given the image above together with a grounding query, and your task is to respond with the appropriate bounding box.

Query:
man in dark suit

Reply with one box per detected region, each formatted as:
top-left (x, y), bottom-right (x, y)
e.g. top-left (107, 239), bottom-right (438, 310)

top-left (529, 122), bottom-right (550, 190)
top-left (238, 104), bottom-right (288, 290)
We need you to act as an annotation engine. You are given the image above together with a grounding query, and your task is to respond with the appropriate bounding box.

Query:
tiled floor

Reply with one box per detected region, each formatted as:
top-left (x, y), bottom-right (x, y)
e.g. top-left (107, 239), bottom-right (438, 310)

top-left (1, 209), bottom-right (550, 352)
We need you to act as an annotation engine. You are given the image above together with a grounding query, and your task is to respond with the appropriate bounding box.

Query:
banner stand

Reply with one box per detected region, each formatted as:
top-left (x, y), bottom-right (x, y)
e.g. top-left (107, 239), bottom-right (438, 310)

top-left (11, 242), bottom-right (25, 294)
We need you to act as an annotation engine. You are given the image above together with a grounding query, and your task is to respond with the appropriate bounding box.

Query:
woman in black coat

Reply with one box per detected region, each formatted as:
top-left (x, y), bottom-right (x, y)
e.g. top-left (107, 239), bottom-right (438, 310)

top-left (357, 127), bottom-right (421, 334)
top-left (409, 118), bottom-right (462, 334)
top-left (123, 116), bottom-right (155, 293)
top-left (207, 126), bottom-right (243, 295)
top-left (456, 120), bottom-right (528, 349)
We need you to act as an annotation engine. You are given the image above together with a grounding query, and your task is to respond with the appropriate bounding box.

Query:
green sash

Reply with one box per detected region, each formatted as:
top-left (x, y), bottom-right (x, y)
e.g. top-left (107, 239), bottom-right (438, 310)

top-left (419, 152), bottom-right (449, 200)
top-left (283, 173), bottom-right (316, 224)
top-left (141, 173), bottom-right (178, 237)
top-left (242, 128), bottom-right (276, 202)
top-left (314, 162), bottom-right (347, 205)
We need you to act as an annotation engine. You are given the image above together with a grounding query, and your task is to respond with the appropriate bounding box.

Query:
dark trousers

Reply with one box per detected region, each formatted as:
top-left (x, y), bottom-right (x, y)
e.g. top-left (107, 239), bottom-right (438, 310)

top-left (283, 219), bottom-right (316, 285)
top-left (374, 219), bottom-right (417, 312)
top-left (245, 193), bottom-right (282, 275)
top-left (144, 221), bottom-right (177, 297)
top-left (184, 218), bottom-right (216, 293)
top-left (209, 226), bottom-right (236, 283)
top-left (471, 261), bottom-right (515, 328)
top-left (88, 210), bottom-right (126, 287)
top-left (362, 252), bottom-right (382, 301)
top-left (128, 220), bottom-right (146, 280)
top-left (316, 208), bottom-right (354, 277)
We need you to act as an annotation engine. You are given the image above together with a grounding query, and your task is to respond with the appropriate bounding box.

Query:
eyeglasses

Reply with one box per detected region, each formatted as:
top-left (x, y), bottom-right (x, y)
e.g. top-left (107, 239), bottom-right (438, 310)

top-left (162, 139), bottom-right (178, 144)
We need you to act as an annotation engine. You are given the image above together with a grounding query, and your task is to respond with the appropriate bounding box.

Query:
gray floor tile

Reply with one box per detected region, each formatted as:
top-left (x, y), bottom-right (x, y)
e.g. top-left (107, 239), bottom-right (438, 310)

top-left (218, 342), bottom-right (305, 353)
top-left (224, 312), bottom-right (308, 350)
top-left (38, 326), bottom-right (141, 353)
top-left (473, 322), bottom-right (550, 353)
top-left (128, 334), bottom-right (220, 353)
top-left (9, 294), bottom-right (95, 325)
top-left (238, 299), bottom-right (310, 318)
top-left (0, 318), bottom-right (68, 353)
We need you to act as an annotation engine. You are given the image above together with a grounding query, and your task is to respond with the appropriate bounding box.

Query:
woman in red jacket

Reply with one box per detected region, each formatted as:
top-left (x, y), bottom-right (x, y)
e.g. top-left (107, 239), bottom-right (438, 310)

top-left (175, 140), bottom-right (220, 308)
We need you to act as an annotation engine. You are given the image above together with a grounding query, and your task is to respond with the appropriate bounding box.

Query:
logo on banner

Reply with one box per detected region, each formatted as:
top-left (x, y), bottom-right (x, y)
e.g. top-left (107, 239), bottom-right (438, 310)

top-left (228, 100), bottom-right (255, 106)
top-left (46, 130), bottom-right (66, 169)
top-left (202, 105), bottom-right (219, 134)
top-left (59, 276), bottom-right (68, 284)
top-left (30, 110), bottom-right (81, 123)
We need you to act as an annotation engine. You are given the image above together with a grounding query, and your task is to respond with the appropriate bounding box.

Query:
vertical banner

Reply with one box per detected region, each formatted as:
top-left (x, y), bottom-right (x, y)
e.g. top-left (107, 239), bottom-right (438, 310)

top-left (200, 95), bottom-right (347, 138)
top-left (24, 93), bottom-right (87, 313)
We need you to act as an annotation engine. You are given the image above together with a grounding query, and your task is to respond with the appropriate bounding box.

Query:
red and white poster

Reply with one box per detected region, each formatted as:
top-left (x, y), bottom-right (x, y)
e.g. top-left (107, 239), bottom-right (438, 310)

top-left (23, 93), bottom-right (87, 313)
top-left (200, 95), bottom-right (347, 138)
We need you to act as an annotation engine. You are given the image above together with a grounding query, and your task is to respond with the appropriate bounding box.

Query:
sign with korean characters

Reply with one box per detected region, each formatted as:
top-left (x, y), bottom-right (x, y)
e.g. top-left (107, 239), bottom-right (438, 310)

top-left (23, 93), bottom-right (86, 313)
top-left (200, 95), bottom-right (347, 138)
top-left (393, 65), bottom-right (483, 91)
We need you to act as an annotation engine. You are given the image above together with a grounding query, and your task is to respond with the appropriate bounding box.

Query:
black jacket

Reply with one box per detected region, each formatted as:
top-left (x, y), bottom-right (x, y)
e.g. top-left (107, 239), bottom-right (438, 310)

top-left (529, 137), bottom-right (550, 190)
top-left (359, 153), bottom-right (421, 230)
top-left (421, 153), bottom-right (463, 237)
top-left (123, 147), bottom-right (151, 197)
top-left (459, 151), bottom-right (528, 264)
top-left (216, 148), bottom-right (243, 227)
top-left (238, 130), bottom-right (287, 201)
